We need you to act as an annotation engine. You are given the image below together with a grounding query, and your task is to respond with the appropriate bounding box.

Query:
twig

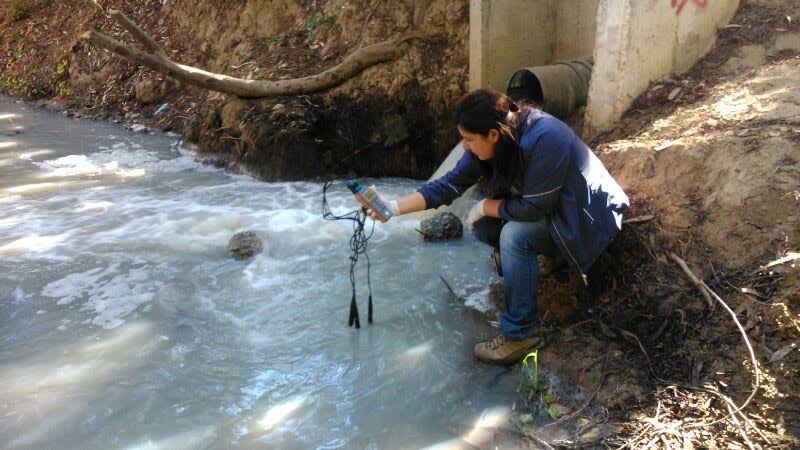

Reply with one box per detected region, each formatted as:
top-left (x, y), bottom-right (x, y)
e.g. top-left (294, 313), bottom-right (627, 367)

top-left (660, 434), bottom-right (674, 450)
top-left (722, 394), bottom-right (757, 450)
top-left (439, 276), bottom-right (458, 299)
top-left (716, 388), bottom-right (771, 444)
top-left (616, 423), bottom-right (652, 450)
top-left (354, 0), bottom-right (384, 46)
top-left (669, 253), bottom-right (761, 429)
top-left (669, 253), bottom-right (714, 309)
top-left (623, 214), bottom-right (656, 224)
top-left (611, 326), bottom-right (654, 372)
top-left (542, 352), bottom-right (610, 430)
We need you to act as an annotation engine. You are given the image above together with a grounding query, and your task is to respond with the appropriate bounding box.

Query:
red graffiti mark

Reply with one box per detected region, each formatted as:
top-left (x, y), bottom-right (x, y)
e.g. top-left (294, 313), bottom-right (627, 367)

top-left (671, 0), bottom-right (707, 15)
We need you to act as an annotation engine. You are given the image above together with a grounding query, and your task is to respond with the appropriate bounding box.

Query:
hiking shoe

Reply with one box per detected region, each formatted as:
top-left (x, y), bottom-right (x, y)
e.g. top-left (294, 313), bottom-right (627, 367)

top-left (474, 334), bottom-right (543, 365)
top-left (490, 248), bottom-right (503, 277)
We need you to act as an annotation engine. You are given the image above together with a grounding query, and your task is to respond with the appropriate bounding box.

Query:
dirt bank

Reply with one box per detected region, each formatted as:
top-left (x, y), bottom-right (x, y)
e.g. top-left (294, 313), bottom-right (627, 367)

top-left (0, 0), bottom-right (468, 180)
top-left (480, 1), bottom-right (799, 447)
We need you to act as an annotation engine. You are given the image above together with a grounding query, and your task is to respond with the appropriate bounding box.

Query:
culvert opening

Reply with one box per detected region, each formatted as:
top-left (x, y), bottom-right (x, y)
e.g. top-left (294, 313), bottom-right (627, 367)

top-left (505, 59), bottom-right (594, 119)
top-left (506, 69), bottom-right (545, 108)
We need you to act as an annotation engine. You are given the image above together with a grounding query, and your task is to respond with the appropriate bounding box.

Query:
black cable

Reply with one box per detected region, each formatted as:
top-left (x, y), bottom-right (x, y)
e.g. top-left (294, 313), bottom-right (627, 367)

top-left (322, 179), bottom-right (377, 328)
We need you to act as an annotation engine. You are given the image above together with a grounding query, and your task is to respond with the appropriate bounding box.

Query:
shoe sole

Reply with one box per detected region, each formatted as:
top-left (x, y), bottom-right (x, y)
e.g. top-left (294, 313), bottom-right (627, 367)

top-left (475, 337), bottom-right (544, 366)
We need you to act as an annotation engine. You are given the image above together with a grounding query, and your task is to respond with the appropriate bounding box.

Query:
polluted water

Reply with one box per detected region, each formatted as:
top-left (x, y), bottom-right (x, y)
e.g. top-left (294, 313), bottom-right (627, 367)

top-left (0, 96), bottom-right (527, 449)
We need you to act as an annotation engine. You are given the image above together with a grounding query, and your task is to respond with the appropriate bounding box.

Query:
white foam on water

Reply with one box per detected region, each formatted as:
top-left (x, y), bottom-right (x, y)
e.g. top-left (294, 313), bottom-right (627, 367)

top-left (18, 149), bottom-right (54, 160)
top-left (0, 194), bottom-right (21, 203)
top-left (41, 264), bottom-right (164, 329)
top-left (0, 233), bottom-right (68, 254)
top-left (253, 394), bottom-right (309, 433)
top-left (12, 286), bottom-right (26, 303)
top-left (76, 201), bottom-right (113, 212)
top-left (124, 427), bottom-right (218, 450)
top-left (460, 284), bottom-right (495, 314)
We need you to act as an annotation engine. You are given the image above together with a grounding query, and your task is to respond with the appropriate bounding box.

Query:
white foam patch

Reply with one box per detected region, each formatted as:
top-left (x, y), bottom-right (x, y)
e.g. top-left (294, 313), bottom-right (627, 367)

top-left (7, 181), bottom-right (61, 194)
top-left (0, 194), bottom-right (21, 204)
top-left (76, 201), bottom-right (113, 212)
top-left (18, 149), bottom-right (54, 160)
top-left (460, 285), bottom-right (495, 314)
top-left (89, 146), bottom-right (209, 174)
top-left (41, 264), bottom-right (163, 329)
top-left (0, 233), bottom-right (67, 254)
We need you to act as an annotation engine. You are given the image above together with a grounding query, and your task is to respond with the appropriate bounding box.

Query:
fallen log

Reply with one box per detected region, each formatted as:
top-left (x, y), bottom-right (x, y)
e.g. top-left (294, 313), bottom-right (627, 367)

top-left (81, 9), bottom-right (425, 98)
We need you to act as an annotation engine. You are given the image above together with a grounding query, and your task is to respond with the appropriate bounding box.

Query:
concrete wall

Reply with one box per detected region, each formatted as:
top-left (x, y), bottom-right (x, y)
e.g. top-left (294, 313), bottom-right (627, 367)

top-left (554, 1), bottom-right (602, 62)
top-left (469, 0), bottom-right (599, 91)
top-left (586, 0), bottom-right (740, 133)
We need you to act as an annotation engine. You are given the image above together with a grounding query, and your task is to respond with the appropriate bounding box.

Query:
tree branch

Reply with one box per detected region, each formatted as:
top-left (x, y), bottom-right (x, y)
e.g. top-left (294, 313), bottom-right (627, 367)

top-left (108, 9), bottom-right (166, 57)
top-left (81, 10), bottom-right (425, 98)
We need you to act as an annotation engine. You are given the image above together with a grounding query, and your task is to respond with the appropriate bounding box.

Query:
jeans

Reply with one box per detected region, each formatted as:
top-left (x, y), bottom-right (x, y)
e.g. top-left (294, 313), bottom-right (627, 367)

top-left (472, 217), bottom-right (558, 340)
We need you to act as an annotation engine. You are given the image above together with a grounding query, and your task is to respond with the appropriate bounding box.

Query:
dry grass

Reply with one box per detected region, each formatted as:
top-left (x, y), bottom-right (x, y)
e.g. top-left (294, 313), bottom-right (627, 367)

top-left (3, 0), bottom-right (46, 22)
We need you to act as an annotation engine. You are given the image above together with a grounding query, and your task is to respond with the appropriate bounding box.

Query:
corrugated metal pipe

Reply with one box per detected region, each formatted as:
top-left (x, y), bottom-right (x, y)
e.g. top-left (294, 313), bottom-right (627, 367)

top-left (505, 59), bottom-right (594, 118)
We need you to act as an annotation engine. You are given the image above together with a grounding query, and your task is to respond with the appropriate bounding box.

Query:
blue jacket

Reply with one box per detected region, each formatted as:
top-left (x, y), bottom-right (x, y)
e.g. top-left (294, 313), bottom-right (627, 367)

top-left (418, 111), bottom-right (629, 283)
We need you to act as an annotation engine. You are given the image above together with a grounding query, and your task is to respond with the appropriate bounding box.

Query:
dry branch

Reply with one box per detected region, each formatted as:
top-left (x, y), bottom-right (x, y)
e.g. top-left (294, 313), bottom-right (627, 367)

top-left (668, 253), bottom-right (761, 427)
top-left (108, 9), bottom-right (165, 56)
top-left (82, 11), bottom-right (424, 98)
top-left (669, 253), bottom-right (714, 309)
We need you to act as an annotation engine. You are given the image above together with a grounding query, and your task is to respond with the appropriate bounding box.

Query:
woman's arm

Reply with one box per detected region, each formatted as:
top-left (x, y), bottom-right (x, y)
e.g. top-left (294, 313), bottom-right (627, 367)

top-left (482, 199), bottom-right (502, 218)
top-left (396, 192), bottom-right (427, 215)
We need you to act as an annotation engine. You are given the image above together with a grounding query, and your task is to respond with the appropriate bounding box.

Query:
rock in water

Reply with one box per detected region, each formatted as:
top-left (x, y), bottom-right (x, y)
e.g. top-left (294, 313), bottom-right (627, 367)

top-left (420, 212), bottom-right (463, 241)
top-left (227, 231), bottom-right (263, 259)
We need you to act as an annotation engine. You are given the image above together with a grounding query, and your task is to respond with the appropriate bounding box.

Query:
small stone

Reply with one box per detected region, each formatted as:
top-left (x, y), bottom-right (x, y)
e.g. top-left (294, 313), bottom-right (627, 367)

top-left (668, 87), bottom-right (682, 101)
top-left (419, 212), bottom-right (463, 241)
top-left (228, 231), bottom-right (264, 259)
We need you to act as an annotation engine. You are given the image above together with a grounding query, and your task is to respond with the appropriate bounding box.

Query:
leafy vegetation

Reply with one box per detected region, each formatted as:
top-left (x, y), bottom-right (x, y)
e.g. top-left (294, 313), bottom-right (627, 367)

top-left (305, 1), bottom-right (335, 43)
top-left (517, 350), bottom-right (564, 422)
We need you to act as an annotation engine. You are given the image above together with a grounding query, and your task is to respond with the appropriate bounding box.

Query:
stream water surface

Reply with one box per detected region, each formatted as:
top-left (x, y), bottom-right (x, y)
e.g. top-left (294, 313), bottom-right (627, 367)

top-left (0, 97), bottom-right (521, 449)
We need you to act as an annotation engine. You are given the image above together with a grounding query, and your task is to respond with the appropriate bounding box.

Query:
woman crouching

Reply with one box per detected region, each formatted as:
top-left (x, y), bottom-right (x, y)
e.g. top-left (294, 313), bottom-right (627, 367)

top-left (370, 88), bottom-right (629, 365)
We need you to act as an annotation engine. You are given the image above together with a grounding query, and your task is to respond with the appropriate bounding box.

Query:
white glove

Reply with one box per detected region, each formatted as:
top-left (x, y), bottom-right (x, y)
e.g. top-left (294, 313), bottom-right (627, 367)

top-left (366, 188), bottom-right (400, 222)
top-left (466, 199), bottom-right (486, 230)
top-left (386, 199), bottom-right (400, 216)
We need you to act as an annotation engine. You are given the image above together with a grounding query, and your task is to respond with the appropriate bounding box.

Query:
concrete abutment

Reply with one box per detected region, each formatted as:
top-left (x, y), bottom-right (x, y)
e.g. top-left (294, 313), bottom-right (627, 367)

top-left (469, 0), bottom-right (740, 133)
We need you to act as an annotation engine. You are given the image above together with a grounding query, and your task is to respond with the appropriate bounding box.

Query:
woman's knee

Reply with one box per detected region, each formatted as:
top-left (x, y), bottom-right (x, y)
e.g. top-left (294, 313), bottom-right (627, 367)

top-left (499, 220), bottom-right (552, 254)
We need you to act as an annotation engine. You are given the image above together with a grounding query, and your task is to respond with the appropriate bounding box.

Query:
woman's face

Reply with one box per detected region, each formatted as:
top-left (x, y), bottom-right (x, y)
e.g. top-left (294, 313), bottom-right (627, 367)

top-left (458, 126), bottom-right (499, 161)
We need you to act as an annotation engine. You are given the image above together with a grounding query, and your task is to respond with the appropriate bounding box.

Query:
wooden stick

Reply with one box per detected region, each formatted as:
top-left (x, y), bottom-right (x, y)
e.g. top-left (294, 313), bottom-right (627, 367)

top-left (722, 395), bottom-right (757, 450)
top-left (669, 252), bottom-right (714, 308)
top-left (109, 9), bottom-right (166, 56)
top-left (669, 253), bottom-right (761, 429)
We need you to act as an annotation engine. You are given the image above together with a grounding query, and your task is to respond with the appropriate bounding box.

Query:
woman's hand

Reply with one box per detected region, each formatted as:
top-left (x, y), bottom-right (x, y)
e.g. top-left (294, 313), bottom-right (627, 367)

top-left (466, 199), bottom-right (487, 230)
top-left (366, 198), bottom-right (399, 222)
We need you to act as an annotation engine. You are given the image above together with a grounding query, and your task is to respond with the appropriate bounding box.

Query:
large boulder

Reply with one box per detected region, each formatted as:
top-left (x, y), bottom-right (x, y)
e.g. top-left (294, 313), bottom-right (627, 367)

top-left (419, 212), bottom-right (463, 241)
top-left (227, 231), bottom-right (263, 259)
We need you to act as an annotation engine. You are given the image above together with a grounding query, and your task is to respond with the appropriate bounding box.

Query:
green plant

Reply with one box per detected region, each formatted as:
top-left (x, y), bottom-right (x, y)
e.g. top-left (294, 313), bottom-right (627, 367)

top-left (55, 79), bottom-right (70, 97)
top-left (240, 36), bottom-right (278, 64)
top-left (55, 57), bottom-right (69, 79)
top-left (520, 350), bottom-right (543, 392)
top-left (518, 350), bottom-right (564, 421)
top-left (6, 33), bottom-right (22, 44)
top-left (305, 1), bottom-right (335, 43)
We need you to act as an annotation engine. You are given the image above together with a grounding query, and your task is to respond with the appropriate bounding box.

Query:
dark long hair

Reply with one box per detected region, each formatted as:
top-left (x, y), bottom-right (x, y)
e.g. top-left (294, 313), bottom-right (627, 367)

top-left (453, 89), bottom-right (523, 195)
